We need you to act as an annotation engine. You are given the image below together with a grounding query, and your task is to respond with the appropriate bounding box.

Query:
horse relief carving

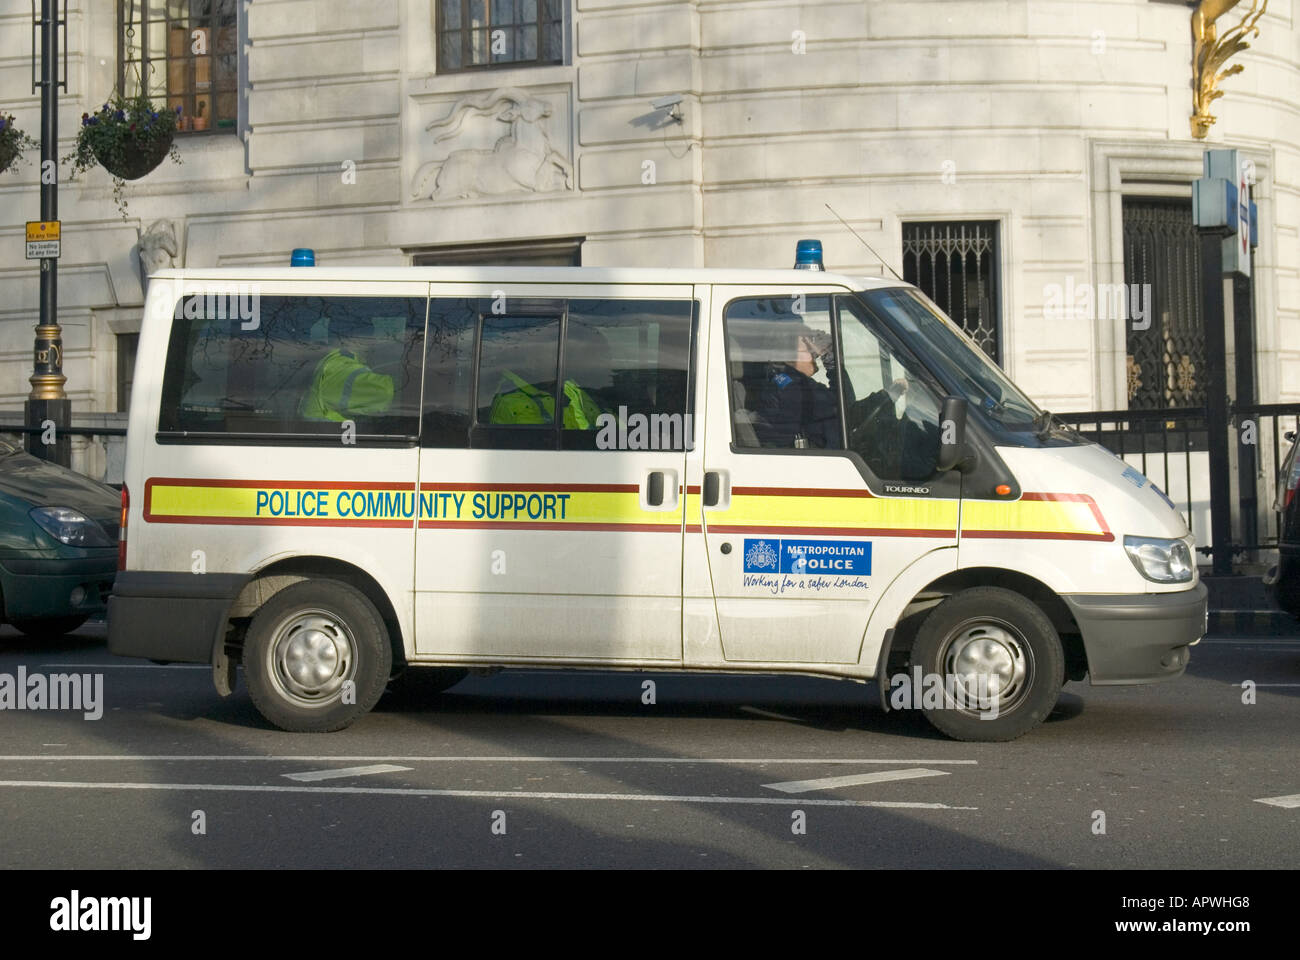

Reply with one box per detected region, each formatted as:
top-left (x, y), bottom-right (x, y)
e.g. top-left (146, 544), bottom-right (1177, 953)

top-left (411, 88), bottom-right (574, 200)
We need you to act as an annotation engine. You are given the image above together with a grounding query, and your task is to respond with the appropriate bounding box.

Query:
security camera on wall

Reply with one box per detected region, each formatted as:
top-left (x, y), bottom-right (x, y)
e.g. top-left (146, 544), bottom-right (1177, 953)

top-left (650, 94), bottom-right (684, 123)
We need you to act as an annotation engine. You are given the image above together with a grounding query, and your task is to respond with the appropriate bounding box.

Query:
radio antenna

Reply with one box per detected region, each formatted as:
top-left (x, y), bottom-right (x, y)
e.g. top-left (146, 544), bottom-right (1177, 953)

top-left (825, 203), bottom-right (904, 282)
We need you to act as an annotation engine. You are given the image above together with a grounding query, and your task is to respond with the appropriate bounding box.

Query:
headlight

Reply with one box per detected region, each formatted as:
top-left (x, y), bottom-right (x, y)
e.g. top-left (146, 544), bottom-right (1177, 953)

top-left (29, 507), bottom-right (116, 548)
top-left (1123, 535), bottom-right (1194, 584)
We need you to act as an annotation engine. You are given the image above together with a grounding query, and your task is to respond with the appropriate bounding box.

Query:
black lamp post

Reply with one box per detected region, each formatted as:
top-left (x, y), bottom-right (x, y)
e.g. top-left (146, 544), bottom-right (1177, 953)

top-left (26, 0), bottom-right (69, 466)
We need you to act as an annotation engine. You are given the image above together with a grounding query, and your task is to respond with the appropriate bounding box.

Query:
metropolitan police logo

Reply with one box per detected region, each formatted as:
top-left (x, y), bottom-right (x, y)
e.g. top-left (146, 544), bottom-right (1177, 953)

top-left (744, 539), bottom-right (779, 572)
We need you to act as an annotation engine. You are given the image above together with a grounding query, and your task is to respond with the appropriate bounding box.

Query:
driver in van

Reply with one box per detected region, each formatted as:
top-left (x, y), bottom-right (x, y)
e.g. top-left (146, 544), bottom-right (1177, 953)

top-left (754, 324), bottom-right (843, 448)
top-left (300, 317), bottom-right (395, 422)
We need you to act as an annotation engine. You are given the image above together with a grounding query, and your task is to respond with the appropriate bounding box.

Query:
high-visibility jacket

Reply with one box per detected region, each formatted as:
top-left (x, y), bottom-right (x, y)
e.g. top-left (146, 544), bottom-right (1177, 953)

top-left (489, 370), bottom-right (602, 429)
top-left (300, 348), bottom-right (394, 421)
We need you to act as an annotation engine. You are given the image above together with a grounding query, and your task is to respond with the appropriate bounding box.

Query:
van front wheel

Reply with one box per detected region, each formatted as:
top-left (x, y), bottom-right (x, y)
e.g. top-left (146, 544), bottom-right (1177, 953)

top-left (909, 587), bottom-right (1063, 742)
top-left (243, 579), bottom-right (392, 732)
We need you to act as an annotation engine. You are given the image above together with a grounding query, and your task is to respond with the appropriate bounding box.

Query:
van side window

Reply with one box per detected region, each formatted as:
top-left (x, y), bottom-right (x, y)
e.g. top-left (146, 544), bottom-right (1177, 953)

top-left (724, 295), bottom-right (843, 451)
top-left (471, 299), bottom-right (696, 451)
top-left (836, 295), bottom-right (943, 481)
top-left (562, 299), bottom-right (695, 451)
top-left (474, 310), bottom-right (563, 450)
top-left (158, 295), bottom-right (424, 443)
top-left (421, 299), bottom-right (478, 448)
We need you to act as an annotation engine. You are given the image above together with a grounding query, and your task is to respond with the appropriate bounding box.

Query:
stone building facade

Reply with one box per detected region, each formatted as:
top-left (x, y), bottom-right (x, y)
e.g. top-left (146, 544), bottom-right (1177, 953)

top-left (0, 0), bottom-right (1296, 480)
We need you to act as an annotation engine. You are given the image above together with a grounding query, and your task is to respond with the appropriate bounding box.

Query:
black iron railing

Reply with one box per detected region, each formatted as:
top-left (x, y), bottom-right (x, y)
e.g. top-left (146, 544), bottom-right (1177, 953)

top-left (1057, 403), bottom-right (1300, 556)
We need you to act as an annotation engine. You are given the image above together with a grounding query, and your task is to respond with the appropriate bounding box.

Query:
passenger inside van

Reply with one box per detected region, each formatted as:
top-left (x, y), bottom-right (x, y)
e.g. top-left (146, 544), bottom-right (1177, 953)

top-left (299, 315), bottom-right (396, 422)
top-left (486, 320), bottom-right (607, 429)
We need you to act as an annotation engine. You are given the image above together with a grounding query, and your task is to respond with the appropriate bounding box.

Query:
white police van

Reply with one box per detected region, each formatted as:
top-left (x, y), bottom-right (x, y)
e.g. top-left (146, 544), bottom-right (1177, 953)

top-left (108, 243), bottom-right (1207, 740)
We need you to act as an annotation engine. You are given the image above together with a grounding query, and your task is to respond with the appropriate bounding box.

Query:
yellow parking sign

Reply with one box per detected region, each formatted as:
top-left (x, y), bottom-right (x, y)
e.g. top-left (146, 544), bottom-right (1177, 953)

top-left (25, 220), bottom-right (60, 259)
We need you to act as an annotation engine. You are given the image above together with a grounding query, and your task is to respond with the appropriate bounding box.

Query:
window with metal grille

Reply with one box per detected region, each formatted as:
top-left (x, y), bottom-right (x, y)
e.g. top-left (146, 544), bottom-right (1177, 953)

top-left (118, 0), bottom-right (239, 134)
top-left (901, 221), bottom-right (1001, 365)
top-left (436, 0), bottom-right (566, 73)
top-left (1122, 197), bottom-right (1205, 409)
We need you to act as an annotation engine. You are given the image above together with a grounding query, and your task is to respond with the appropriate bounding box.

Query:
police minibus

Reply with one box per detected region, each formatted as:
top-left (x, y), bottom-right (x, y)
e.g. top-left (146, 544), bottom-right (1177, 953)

top-left (108, 243), bottom-right (1207, 740)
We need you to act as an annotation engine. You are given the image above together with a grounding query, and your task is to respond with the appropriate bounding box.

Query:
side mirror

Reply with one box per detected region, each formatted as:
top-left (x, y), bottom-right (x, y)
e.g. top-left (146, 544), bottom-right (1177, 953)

top-left (936, 396), bottom-right (969, 473)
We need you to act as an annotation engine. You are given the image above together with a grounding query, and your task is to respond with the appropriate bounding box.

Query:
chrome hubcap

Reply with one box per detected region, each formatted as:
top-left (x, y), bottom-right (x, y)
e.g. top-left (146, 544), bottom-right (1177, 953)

top-left (266, 609), bottom-right (357, 707)
top-left (940, 619), bottom-right (1033, 716)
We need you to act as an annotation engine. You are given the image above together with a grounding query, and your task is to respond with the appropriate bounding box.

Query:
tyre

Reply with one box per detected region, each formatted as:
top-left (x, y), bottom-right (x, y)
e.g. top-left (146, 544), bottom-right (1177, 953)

top-left (242, 579), bottom-right (392, 732)
top-left (11, 615), bottom-right (89, 640)
top-left (909, 587), bottom-right (1064, 742)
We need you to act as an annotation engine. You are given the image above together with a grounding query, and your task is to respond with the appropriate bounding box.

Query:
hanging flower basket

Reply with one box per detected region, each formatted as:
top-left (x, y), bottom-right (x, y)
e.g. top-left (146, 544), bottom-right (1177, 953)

top-left (65, 92), bottom-right (183, 219)
top-left (0, 112), bottom-right (38, 175)
top-left (93, 132), bottom-right (174, 180)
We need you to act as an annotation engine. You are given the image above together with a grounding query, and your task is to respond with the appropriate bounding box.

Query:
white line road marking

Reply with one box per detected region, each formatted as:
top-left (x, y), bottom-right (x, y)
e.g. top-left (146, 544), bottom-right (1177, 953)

top-left (0, 755), bottom-right (978, 765)
top-left (0, 779), bottom-right (975, 809)
top-left (763, 769), bottom-right (949, 794)
top-left (738, 705), bottom-right (803, 723)
top-left (1197, 640), bottom-right (1300, 646)
top-left (1255, 794), bottom-right (1300, 809)
top-left (283, 764), bottom-right (413, 782)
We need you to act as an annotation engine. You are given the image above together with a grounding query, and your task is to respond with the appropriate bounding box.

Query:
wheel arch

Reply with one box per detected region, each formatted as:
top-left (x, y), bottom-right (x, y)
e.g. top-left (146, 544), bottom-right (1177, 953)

top-left (874, 566), bottom-right (1087, 708)
top-left (226, 556), bottom-right (407, 670)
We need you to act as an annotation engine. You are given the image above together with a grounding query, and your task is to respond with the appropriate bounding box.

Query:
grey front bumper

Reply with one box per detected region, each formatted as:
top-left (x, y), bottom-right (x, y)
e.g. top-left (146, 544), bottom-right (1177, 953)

top-left (1064, 582), bottom-right (1208, 685)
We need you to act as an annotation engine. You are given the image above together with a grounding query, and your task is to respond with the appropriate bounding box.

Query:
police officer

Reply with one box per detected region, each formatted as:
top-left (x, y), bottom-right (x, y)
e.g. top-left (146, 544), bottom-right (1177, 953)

top-left (300, 320), bottom-right (395, 422)
top-left (489, 370), bottom-right (603, 429)
top-left (754, 325), bottom-right (842, 448)
top-left (488, 321), bottom-right (608, 429)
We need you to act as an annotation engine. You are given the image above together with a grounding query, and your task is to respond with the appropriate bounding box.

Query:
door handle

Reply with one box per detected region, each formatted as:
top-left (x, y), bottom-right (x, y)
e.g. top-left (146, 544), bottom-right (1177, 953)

top-left (641, 469), bottom-right (679, 511)
top-left (647, 471), bottom-right (665, 507)
top-left (702, 470), bottom-right (730, 509)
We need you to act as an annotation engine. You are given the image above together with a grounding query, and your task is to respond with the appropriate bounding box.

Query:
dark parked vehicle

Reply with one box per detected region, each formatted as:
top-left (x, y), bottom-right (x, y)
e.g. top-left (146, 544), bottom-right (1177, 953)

top-left (1269, 429), bottom-right (1300, 618)
top-left (0, 439), bottom-right (120, 639)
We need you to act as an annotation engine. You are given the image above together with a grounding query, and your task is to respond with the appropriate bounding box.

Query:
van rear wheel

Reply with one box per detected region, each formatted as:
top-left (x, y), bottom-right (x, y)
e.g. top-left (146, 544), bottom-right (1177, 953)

top-left (909, 587), bottom-right (1063, 742)
top-left (243, 579), bottom-right (391, 732)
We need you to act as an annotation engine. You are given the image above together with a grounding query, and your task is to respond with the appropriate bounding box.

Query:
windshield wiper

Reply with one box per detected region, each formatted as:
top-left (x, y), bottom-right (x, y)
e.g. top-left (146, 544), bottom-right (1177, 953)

top-left (1032, 410), bottom-right (1056, 439)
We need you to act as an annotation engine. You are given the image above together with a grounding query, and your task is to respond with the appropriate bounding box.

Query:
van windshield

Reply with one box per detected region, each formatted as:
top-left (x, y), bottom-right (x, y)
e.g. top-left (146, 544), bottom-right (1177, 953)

top-left (858, 287), bottom-right (1044, 433)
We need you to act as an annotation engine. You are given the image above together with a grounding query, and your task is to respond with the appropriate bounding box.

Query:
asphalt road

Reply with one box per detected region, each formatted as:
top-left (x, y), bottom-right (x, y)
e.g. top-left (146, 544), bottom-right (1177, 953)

top-left (0, 623), bottom-right (1296, 869)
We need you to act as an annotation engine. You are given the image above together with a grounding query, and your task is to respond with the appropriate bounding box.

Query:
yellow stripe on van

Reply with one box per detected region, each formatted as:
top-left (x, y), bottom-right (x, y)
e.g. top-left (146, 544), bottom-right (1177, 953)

top-left (700, 487), bottom-right (959, 537)
top-left (689, 487), bottom-right (1110, 541)
top-left (143, 479), bottom-right (682, 530)
top-left (961, 494), bottom-right (1113, 542)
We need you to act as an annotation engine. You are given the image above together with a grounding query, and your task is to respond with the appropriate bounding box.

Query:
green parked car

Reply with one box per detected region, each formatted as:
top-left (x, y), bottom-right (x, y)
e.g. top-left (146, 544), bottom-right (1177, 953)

top-left (0, 438), bottom-right (119, 639)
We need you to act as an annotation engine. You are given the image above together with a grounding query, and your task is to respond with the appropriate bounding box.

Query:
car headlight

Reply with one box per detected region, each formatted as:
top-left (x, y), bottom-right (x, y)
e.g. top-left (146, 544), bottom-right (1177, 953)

top-left (29, 506), bottom-right (116, 548)
top-left (1123, 535), bottom-right (1194, 584)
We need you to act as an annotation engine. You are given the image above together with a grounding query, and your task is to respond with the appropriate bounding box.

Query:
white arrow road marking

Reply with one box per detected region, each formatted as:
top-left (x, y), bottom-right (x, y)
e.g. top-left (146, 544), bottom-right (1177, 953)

top-left (1254, 794), bottom-right (1300, 809)
top-left (283, 764), bottom-right (413, 782)
top-left (763, 768), bottom-right (949, 794)
top-left (0, 780), bottom-right (974, 809)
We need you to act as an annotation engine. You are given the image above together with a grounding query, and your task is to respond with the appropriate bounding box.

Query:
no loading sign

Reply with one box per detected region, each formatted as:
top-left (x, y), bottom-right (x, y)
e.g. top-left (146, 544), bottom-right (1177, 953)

top-left (25, 220), bottom-right (60, 259)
